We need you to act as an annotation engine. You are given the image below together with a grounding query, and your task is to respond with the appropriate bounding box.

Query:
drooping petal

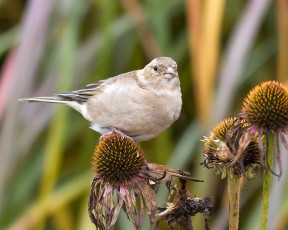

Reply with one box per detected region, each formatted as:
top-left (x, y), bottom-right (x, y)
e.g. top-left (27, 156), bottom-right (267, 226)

top-left (124, 185), bottom-right (133, 213)
top-left (117, 185), bottom-right (128, 204)
top-left (104, 183), bottom-right (113, 197)
top-left (231, 129), bottom-right (257, 165)
top-left (129, 183), bottom-right (141, 229)
top-left (279, 131), bottom-right (288, 151)
top-left (275, 134), bottom-right (283, 179)
top-left (88, 178), bottom-right (98, 226)
top-left (109, 198), bottom-right (124, 228)
top-left (137, 180), bottom-right (157, 229)
top-left (147, 163), bottom-right (203, 182)
top-left (133, 186), bottom-right (144, 230)
top-left (103, 188), bottom-right (113, 227)
top-left (88, 179), bottom-right (107, 230)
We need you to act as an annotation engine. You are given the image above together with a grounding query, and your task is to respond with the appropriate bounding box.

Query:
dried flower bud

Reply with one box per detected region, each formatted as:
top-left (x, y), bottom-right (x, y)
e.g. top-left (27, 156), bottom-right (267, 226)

top-left (203, 117), bottom-right (260, 178)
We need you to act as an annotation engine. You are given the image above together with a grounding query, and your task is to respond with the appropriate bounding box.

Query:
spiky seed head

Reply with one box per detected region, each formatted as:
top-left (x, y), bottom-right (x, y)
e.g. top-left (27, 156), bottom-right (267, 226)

top-left (242, 81), bottom-right (288, 131)
top-left (92, 132), bottom-right (146, 183)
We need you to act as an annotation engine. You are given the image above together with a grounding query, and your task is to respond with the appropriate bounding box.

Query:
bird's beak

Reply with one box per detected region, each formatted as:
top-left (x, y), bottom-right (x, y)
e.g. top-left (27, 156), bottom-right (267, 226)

top-left (164, 67), bottom-right (176, 79)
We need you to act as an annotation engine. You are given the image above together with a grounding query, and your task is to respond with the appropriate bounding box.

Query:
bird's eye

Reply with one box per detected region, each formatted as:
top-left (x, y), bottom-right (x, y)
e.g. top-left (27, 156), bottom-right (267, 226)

top-left (153, 66), bottom-right (158, 71)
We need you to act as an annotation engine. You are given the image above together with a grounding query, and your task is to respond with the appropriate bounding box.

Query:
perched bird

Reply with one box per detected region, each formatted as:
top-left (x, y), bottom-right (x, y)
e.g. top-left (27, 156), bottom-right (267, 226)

top-left (20, 57), bottom-right (182, 141)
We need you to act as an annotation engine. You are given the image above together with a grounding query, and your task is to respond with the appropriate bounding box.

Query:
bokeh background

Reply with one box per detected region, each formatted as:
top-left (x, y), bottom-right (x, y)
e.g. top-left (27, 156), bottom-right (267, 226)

top-left (0, 0), bottom-right (288, 229)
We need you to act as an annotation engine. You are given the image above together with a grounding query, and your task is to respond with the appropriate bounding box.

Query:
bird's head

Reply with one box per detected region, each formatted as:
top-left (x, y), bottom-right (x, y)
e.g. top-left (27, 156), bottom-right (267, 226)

top-left (139, 57), bottom-right (180, 91)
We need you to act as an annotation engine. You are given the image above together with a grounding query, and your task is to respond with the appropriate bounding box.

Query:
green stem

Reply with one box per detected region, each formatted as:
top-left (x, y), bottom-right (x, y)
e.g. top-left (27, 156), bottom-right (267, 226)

top-left (260, 132), bottom-right (274, 230)
top-left (228, 173), bottom-right (240, 230)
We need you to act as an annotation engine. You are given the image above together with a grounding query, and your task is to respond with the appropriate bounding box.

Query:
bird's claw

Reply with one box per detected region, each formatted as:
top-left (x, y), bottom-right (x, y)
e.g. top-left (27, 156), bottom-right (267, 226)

top-left (100, 128), bottom-right (135, 142)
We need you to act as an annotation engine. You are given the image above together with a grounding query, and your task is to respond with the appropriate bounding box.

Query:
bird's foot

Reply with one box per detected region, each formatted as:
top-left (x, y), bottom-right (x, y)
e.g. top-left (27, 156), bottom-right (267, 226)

top-left (100, 127), bottom-right (135, 142)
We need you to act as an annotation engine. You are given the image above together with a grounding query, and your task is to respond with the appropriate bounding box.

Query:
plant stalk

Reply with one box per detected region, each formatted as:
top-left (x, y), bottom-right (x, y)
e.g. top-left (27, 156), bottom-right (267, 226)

top-left (228, 173), bottom-right (240, 230)
top-left (260, 132), bottom-right (274, 230)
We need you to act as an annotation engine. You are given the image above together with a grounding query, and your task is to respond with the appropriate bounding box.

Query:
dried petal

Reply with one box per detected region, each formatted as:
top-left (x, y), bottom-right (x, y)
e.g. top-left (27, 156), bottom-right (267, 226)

top-left (275, 135), bottom-right (282, 179)
top-left (279, 131), bottom-right (288, 150)
top-left (109, 198), bottom-right (124, 227)
top-left (137, 180), bottom-right (157, 229)
top-left (147, 163), bottom-right (203, 182)
top-left (230, 130), bottom-right (256, 165)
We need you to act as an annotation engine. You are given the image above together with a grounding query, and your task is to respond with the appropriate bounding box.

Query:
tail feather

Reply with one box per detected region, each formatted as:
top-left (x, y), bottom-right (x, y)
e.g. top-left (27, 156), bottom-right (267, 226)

top-left (19, 96), bottom-right (69, 104)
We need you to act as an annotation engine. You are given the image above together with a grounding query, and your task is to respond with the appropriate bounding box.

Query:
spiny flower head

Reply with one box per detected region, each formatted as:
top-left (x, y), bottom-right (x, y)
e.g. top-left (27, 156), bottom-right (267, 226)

top-left (242, 81), bottom-right (288, 131)
top-left (203, 117), bottom-right (260, 178)
top-left (92, 132), bottom-right (145, 183)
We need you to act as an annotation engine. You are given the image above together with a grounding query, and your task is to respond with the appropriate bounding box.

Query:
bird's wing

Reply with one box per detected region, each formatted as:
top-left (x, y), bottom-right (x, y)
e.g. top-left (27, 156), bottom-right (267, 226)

top-left (56, 80), bottom-right (106, 102)
top-left (57, 70), bottom-right (139, 102)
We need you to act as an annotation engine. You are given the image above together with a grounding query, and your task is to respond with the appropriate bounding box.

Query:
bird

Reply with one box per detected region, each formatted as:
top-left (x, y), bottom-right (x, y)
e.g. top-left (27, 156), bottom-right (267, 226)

top-left (20, 57), bottom-right (182, 141)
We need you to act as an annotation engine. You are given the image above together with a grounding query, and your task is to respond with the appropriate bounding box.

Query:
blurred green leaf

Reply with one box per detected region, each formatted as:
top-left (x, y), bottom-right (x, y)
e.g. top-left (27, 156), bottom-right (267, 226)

top-left (0, 27), bottom-right (18, 57)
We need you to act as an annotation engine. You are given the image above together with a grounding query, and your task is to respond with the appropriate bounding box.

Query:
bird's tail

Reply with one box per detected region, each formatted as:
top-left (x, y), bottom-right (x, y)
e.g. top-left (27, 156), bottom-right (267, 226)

top-left (19, 96), bottom-right (69, 104)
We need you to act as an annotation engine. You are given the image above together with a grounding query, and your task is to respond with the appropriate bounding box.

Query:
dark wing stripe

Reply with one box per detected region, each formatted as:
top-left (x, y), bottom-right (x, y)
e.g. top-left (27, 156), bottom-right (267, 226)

top-left (77, 89), bottom-right (99, 93)
top-left (56, 81), bottom-right (104, 102)
top-left (78, 81), bottom-right (104, 90)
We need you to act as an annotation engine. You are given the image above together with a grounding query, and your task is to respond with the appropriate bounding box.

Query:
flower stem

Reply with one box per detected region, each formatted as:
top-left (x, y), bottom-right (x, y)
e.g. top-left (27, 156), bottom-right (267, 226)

top-left (260, 132), bottom-right (274, 230)
top-left (228, 173), bottom-right (240, 230)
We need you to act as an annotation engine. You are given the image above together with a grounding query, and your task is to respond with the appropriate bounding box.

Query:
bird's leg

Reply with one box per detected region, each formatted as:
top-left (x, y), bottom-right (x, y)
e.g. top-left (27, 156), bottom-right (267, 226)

top-left (111, 127), bottom-right (135, 141)
top-left (99, 127), bottom-right (135, 142)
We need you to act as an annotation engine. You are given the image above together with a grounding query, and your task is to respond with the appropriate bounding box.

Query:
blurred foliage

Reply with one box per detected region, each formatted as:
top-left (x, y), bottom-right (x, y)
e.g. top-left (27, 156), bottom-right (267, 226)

top-left (0, 0), bottom-right (287, 229)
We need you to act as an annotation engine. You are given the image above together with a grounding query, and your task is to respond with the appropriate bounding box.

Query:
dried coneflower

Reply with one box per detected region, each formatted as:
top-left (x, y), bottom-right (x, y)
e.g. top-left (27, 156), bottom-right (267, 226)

top-left (228, 81), bottom-right (288, 230)
top-left (202, 117), bottom-right (260, 230)
top-left (89, 131), bottom-right (155, 230)
top-left (203, 117), bottom-right (260, 179)
top-left (237, 81), bottom-right (288, 177)
top-left (89, 131), bottom-right (203, 230)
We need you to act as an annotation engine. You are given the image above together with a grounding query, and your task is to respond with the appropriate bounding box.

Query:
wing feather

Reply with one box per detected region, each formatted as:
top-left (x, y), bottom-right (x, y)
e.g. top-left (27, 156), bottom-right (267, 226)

top-left (56, 81), bottom-right (105, 102)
